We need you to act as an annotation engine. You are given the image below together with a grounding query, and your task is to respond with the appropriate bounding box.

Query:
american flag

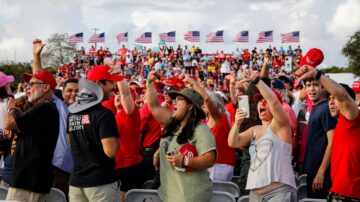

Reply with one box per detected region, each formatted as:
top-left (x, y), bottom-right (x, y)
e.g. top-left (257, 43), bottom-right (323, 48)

top-left (135, 32), bottom-right (152, 43)
top-left (116, 32), bottom-right (128, 43)
top-left (233, 31), bottom-right (249, 42)
top-left (68, 32), bottom-right (83, 44)
top-left (256, 31), bottom-right (273, 43)
top-left (88, 32), bottom-right (105, 43)
top-left (159, 31), bottom-right (176, 43)
top-left (206, 30), bottom-right (224, 43)
top-left (281, 31), bottom-right (300, 43)
top-left (184, 31), bottom-right (200, 42)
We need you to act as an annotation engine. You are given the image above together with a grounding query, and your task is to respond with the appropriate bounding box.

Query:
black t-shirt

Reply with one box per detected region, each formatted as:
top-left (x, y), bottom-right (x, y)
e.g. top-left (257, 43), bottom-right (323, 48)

top-left (68, 104), bottom-right (119, 187)
top-left (10, 101), bottom-right (59, 193)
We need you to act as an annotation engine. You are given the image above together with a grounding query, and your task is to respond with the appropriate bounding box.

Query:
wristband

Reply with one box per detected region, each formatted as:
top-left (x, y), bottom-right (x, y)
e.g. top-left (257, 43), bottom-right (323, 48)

top-left (153, 153), bottom-right (159, 159)
top-left (253, 77), bottom-right (261, 85)
top-left (231, 126), bottom-right (239, 134)
top-left (315, 69), bottom-right (324, 80)
top-left (146, 81), bottom-right (154, 86)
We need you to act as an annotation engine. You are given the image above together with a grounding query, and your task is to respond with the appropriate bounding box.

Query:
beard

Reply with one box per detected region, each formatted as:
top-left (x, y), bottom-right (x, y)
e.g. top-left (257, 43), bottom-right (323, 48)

top-left (27, 91), bottom-right (43, 103)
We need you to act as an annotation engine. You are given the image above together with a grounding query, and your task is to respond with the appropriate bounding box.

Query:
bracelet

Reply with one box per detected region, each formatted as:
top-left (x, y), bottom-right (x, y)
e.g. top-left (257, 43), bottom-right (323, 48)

top-left (153, 153), bottom-right (159, 159)
top-left (315, 69), bottom-right (324, 80)
top-left (231, 126), bottom-right (239, 134)
top-left (253, 77), bottom-right (261, 85)
top-left (146, 81), bottom-right (154, 86)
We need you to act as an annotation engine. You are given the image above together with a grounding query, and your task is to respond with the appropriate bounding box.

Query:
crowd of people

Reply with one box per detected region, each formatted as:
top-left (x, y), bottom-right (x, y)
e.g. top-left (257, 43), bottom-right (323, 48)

top-left (0, 38), bottom-right (359, 202)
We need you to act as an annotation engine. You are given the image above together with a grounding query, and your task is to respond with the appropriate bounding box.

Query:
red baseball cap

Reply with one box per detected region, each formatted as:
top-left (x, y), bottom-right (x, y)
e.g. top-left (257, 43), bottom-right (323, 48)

top-left (300, 48), bottom-right (324, 68)
top-left (165, 77), bottom-right (185, 90)
top-left (179, 144), bottom-right (198, 172)
top-left (253, 90), bottom-right (283, 104)
top-left (352, 80), bottom-right (360, 93)
top-left (23, 70), bottom-right (57, 90)
top-left (87, 65), bottom-right (124, 82)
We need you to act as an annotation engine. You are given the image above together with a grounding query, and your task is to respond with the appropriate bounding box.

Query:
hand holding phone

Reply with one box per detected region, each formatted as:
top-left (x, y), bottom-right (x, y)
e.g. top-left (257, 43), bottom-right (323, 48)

top-left (238, 95), bottom-right (250, 119)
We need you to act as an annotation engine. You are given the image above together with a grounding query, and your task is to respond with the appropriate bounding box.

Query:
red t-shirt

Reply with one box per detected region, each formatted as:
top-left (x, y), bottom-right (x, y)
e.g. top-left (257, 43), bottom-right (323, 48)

top-left (283, 103), bottom-right (298, 155)
top-left (97, 50), bottom-right (105, 58)
top-left (242, 52), bottom-right (250, 62)
top-left (330, 112), bottom-right (360, 198)
top-left (115, 107), bottom-right (143, 169)
top-left (102, 96), bottom-right (116, 115)
top-left (225, 101), bottom-right (236, 126)
top-left (140, 103), bottom-right (162, 148)
top-left (211, 114), bottom-right (235, 166)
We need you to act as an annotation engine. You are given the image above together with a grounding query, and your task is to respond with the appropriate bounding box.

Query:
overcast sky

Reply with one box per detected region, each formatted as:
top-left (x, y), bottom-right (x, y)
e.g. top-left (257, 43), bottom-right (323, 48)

top-left (0, 0), bottom-right (359, 67)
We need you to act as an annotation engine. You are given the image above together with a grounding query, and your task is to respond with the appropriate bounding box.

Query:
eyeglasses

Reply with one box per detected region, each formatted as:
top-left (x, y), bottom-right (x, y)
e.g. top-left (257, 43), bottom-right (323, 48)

top-left (28, 82), bottom-right (47, 87)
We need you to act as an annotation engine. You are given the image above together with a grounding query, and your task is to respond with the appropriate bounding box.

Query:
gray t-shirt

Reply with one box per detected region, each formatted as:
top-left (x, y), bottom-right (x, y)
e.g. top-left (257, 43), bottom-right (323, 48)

top-left (158, 123), bottom-right (217, 202)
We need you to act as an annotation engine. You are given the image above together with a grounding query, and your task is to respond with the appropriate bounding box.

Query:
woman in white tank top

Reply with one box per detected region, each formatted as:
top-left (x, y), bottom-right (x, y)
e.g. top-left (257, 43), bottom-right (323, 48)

top-left (228, 77), bottom-right (297, 202)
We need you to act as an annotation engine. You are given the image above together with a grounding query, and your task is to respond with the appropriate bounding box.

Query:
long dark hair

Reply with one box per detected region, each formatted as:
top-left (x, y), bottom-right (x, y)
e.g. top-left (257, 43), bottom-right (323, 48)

top-left (0, 86), bottom-right (12, 101)
top-left (162, 100), bottom-right (203, 145)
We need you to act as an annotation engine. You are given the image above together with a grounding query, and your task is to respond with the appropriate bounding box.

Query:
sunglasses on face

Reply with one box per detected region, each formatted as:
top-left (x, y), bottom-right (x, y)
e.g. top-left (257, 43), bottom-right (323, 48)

top-left (28, 82), bottom-right (46, 87)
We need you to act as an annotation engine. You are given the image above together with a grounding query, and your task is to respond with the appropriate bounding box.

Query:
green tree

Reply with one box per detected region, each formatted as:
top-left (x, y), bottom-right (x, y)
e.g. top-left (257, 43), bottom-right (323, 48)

top-left (41, 33), bottom-right (77, 67)
top-left (0, 63), bottom-right (32, 87)
top-left (342, 30), bottom-right (360, 76)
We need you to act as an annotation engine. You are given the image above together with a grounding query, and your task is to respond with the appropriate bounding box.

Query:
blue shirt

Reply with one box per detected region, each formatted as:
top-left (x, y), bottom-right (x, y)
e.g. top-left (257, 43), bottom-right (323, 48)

top-left (52, 95), bottom-right (73, 172)
top-left (303, 100), bottom-right (337, 175)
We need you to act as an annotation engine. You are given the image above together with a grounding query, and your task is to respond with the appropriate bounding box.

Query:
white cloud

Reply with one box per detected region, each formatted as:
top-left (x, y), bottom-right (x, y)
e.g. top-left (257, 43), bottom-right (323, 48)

top-left (0, 0), bottom-right (357, 67)
top-left (327, 0), bottom-right (360, 38)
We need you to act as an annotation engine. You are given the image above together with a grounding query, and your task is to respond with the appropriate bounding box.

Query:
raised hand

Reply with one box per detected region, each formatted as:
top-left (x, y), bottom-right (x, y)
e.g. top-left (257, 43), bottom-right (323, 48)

top-left (32, 39), bottom-right (45, 56)
top-left (234, 108), bottom-right (247, 126)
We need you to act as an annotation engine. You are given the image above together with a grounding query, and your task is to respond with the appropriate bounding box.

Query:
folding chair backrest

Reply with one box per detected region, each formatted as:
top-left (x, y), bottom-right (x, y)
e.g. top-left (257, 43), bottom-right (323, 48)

top-left (237, 195), bottom-right (249, 202)
top-left (298, 174), bottom-right (307, 186)
top-left (126, 189), bottom-right (162, 202)
top-left (39, 187), bottom-right (67, 202)
top-left (142, 180), bottom-right (154, 189)
top-left (213, 181), bottom-right (240, 198)
top-left (298, 184), bottom-right (308, 200)
top-left (299, 198), bottom-right (326, 202)
top-left (0, 186), bottom-right (8, 200)
top-left (210, 191), bottom-right (236, 202)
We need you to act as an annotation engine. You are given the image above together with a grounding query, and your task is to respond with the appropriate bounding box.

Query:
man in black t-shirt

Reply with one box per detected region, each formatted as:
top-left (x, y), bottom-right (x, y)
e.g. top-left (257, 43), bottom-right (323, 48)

top-left (68, 78), bottom-right (121, 201)
top-left (4, 70), bottom-right (59, 201)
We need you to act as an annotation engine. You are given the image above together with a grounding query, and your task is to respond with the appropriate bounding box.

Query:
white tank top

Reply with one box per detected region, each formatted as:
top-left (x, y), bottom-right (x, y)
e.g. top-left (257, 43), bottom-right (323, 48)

top-left (246, 125), bottom-right (297, 190)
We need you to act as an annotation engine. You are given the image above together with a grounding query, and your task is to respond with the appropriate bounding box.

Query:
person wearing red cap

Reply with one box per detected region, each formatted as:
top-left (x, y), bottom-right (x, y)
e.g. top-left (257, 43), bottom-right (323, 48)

top-left (228, 77), bottom-right (297, 201)
top-left (3, 70), bottom-right (60, 201)
top-left (352, 80), bottom-right (360, 106)
top-left (113, 79), bottom-right (146, 202)
top-left (298, 67), bottom-right (360, 201)
top-left (30, 39), bottom-right (75, 199)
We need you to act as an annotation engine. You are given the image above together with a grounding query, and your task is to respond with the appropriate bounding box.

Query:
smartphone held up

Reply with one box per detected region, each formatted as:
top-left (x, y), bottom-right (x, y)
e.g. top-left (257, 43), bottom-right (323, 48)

top-left (238, 95), bottom-right (250, 119)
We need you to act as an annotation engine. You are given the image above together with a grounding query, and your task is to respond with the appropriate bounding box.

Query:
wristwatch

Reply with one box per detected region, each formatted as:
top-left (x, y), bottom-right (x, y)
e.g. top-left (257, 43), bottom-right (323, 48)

top-left (315, 69), bottom-right (324, 80)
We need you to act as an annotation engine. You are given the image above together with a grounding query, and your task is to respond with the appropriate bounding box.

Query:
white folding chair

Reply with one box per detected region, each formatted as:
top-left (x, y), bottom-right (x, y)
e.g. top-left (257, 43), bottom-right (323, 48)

top-left (298, 174), bottom-right (307, 186)
top-left (0, 186), bottom-right (8, 200)
top-left (299, 198), bottom-right (326, 202)
top-left (213, 181), bottom-right (240, 198)
top-left (39, 187), bottom-right (66, 202)
top-left (237, 195), bottom-right (249, 202)
top-left (210, 191), bottom-right (236, 202)
top-left (125, 189), bottom-right (162, 202)
top-left (297, 184), bottom-right (308, 200)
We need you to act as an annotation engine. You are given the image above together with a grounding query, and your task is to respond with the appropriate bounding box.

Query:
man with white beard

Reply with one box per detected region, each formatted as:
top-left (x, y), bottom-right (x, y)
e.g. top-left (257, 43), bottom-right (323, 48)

top-left (3, 69), bottom-right (60, 201)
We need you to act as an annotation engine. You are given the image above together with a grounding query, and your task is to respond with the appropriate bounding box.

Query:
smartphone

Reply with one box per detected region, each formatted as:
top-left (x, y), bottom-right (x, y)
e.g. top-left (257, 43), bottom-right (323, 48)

top-left (238, 95), bottom-right (250, 118)
top-left (284, 56), bottom-right (292, 72)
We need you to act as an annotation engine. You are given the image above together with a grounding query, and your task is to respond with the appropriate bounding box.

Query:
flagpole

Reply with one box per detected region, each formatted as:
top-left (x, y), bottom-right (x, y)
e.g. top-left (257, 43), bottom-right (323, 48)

top-left (92, 28), bottom-right (99, 49)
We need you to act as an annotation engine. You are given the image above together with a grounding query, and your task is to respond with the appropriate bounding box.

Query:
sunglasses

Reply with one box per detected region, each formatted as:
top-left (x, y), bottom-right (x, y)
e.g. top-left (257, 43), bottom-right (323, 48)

top-left (28, 82), bottom-right (47, 87)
